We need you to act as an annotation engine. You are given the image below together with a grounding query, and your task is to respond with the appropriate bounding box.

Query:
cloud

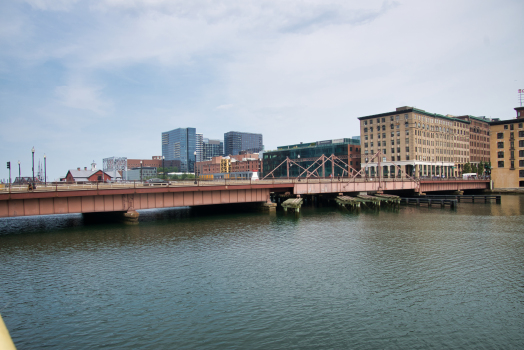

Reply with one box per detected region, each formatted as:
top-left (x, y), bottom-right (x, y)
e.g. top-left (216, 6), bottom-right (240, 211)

top-left (216, 104), bottom-right (234, 110)
top-left (54, 83), bottom-right (112, 115)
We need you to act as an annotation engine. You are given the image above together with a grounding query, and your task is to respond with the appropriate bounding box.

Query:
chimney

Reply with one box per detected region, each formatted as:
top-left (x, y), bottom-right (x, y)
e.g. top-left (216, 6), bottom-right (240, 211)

top-left (84, 167), bottom-right (87, 171)
top-left (77, 167), bottom-right (80, 171)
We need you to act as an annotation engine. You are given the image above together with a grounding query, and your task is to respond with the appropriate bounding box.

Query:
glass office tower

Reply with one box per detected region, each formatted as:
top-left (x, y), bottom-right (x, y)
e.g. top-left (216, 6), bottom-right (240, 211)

top-left (161, 127), bottom-right (196, 172)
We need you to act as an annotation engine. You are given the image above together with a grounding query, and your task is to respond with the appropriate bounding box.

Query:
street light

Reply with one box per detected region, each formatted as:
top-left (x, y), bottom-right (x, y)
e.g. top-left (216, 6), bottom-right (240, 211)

top-left (140, 160), bottom-right (143, 182)
top-left (18, 161), bottom-right (20, 183)
top-left (162, 156), bottom-right (165, 180)
top-left (31, 146), bottom-right (35, 189)
top-left (193, 151), bottom-right (197, 184)
top-left (44, 154), bottom-right (47, 186)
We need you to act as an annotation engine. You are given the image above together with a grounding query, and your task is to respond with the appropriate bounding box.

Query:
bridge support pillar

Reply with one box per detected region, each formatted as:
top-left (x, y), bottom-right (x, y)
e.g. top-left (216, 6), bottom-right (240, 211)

top-left (257, 202), bottom-right (277, 213)
top-left (123, 210), bottom-right (139, 225)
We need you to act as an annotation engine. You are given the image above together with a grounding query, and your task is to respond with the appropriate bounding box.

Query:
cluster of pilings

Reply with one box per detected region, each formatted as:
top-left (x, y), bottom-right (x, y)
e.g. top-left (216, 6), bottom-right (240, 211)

top-left (336, 193), bottom-right (401, 210)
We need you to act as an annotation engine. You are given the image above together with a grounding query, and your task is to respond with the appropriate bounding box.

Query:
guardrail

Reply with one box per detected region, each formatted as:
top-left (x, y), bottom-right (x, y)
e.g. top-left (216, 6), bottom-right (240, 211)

top-left (0, 176), bottom-right (490, 194)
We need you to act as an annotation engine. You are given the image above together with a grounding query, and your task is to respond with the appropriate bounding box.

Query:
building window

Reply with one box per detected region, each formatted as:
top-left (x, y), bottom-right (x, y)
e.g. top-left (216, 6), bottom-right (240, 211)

top-left (510, 124), bottom-right (514, 130)
top-left (511, 161), bottom-right (515, 169)
top-left (383, 149), bottom-right (387, 154)
top-left (397, 131), bottom-right (400, 136)
top-left (406, 130), bottom-right (409, 136)
top-left (498, 151), bottom-right (504, 158)
top-left (370, 134), bottom-right (373, 139)
top-left (397, 147), bottom-right (401, 153)
top-left (391, 148), bottom-right (395, 154)
top-left (364, 121), bottom-right (367, 125)
top-left (520, 150), bottom-right (524, 157)
top-left (497, 142), bottom-right (504, 148)
top-left (520, 170), bottom-right (524, 177)
top-left (370, 120), bottom-right (373, 124)
top-left (519, 131), bottom-right (524, 137)
top-left (370, 127), bottom-right (373, 132)
top-left (519, 123), bottom-right (523, 128)
top-left (504, 125), bottom-right (508, 130)
top-left (497, 133), bottom-right (504, 139)
top-left (364, 128), bottom-right (368, 133)
top-left (406, 147), bottom-right (410, 152)
top-left (365, 135), bottom-right (368, 141)
top-left (378, 134), bottom-right (381, 139)
top-left (406, 155), bottom-right (410, 160)
top-left (390, 116), bottom-right (394, 121)
top-left (391, 140), bottom-right (395, 145)
top-left (498, 161), bottom-right (504, 167)
top-left (382, 125), bottom-right (386, 131)
top-left (391, 132), bottom-right (394, 137)
top-left (370, 142), bottom-right (374, 147)
top-left (364, 143), bottom-right (368, 148)
top-left (390, 124), bottom-right (394, 129)
top-left (396, 115), bottom-right (400, 120)
top-left (520, 160), bottom-right (524, 167)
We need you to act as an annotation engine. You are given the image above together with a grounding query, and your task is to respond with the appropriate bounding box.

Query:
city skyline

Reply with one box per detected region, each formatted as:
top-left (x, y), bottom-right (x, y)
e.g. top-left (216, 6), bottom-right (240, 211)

top-left (1, 0), bottom-right (523, 181)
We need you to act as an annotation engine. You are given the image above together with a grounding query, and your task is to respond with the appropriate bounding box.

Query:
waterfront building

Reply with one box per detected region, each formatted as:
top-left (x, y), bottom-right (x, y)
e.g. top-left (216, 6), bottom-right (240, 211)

top-left (195, 153), bottom-right (261, 179)
top-left (126, 158), bottom-right (181, 170)
top-left (196, 133), bottom-right (204, 162)
top-left (489, 106), bottom-right (524, 188)
top-left (64, 164), bottom-right (112, 183)
top-left (122, 167), bottom-right (157, 181)
top-left (454, 115), bottom-right (491, 165)
top-left (358, 106), bottom-right (472, 178)
top-left (262, 138), bottom-right (361, 178)
top-left (203, 138), bottom-right (224, 160)
top-left (161, 128), bottom-right (197, 172)
top-left (224, 131), bottom-right (263, 156)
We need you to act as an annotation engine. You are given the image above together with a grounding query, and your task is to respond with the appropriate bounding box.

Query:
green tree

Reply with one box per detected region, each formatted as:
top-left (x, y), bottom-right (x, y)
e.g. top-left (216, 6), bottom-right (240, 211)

top-left (471, 163), bottom-right (478, 174)
top-left (463, 162), bottom-right (472, 174)
top-left (478, 161), bottom-right (485, 176)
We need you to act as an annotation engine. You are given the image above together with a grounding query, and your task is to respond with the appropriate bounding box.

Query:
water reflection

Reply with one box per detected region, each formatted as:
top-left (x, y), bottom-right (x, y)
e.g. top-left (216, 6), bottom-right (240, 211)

top-left (1, 195), bottom-right (523, 349)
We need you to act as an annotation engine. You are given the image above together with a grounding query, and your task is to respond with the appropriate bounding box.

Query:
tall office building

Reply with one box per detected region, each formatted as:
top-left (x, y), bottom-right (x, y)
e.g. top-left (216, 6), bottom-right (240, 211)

top-left (196, 133), bottom-right (204, 162)
top-left (203, 138), bottom-right (224, 160)
top-left (358, 106), bottom-right (484, 178)
top-left (161, 127), bottom-right (196, 172)
top-left (224, 131), bottom-right (263, 156)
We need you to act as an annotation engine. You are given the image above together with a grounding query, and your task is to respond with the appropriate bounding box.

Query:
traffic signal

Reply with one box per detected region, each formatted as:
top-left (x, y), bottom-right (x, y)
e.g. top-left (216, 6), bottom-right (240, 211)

top-left (7, 161), bottom-right (10, 169)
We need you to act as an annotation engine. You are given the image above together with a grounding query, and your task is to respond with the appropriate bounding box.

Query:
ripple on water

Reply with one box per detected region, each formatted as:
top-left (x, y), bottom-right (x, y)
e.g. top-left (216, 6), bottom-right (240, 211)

top-left (1, 198), bottom-right (524, 349)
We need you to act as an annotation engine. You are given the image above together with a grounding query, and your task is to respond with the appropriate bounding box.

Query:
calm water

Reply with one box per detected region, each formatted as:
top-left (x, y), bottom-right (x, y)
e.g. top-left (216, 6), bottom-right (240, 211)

top-left (1, 196), bottom-right (523, 349)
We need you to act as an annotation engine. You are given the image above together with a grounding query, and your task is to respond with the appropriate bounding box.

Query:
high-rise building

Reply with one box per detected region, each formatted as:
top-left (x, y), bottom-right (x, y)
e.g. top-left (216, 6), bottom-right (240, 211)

top-left (224, 131), bottom-right (263, 156)
top-left (196, 133), bottom-right (204, 162)
top-left (203, 138), bottom-right (224, 160)
top-left (489, 106), bottom-right (524, 188)
top-left (358, 106), bottom-right (478, 178)
top-left (162, 127), bottom-right (196, 172)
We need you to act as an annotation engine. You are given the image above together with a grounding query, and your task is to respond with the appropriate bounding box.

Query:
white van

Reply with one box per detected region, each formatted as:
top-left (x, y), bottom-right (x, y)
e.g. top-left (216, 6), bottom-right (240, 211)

top-left (462, 173), bottom-right (477, 180)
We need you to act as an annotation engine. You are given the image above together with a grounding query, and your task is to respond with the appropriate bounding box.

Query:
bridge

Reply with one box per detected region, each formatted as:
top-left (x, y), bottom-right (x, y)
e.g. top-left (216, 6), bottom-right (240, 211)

top-left (0, 177), bottom-right (490, 220)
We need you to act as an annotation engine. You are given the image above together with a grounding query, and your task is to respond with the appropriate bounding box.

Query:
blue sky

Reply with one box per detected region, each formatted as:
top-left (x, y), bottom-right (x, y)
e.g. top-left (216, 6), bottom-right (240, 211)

top-left (1, 0), bottom-right (523, 181)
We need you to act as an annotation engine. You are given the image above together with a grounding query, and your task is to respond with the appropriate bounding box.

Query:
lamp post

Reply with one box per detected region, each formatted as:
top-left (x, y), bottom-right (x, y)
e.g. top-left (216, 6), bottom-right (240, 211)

top-left (162, 156), bottom-right (165, 180)
top-left (194, 151), bottom-right (197, 184)
top-left (140, 161), bottom-right (143, 182)
top-left (18, 161), bottom-right (20, 183)
top-left (31, 146), bottom-right (35, 189)
top-left (44, 154), bottom-right (47, 186)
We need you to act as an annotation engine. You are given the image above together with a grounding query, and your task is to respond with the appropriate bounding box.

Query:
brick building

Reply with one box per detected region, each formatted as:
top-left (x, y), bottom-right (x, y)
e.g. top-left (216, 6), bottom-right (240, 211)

top-left (489, 106), bottom-right (524, 188)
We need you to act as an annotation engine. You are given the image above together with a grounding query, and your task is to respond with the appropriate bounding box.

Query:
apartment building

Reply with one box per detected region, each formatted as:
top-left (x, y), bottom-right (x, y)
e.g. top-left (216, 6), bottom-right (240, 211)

top-left (455, 115), bottom-right (491, 165)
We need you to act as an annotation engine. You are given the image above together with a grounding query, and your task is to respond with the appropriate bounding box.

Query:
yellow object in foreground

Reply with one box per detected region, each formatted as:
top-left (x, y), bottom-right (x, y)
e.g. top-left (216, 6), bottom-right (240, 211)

top-left (0, 314), bottom-right (16, 350)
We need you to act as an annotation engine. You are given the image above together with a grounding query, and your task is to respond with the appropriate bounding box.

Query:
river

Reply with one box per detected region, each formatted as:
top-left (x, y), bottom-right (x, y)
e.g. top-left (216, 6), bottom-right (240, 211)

top-left (1, 195), bottom-right (523, 349)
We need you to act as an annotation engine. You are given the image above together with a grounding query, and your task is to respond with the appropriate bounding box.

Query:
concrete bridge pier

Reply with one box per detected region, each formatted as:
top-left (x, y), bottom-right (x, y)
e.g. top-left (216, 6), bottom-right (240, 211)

top-left (123, 210), bottom-right (139, 225)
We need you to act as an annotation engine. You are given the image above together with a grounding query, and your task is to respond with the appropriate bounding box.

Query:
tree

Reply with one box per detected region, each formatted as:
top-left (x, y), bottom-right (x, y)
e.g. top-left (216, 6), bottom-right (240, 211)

top-left (462, 162), bottom-right (472, 174)
top-left (471, 163), bottom-right (478, 174)
top-left (478, 161), bottom-right (485, 176)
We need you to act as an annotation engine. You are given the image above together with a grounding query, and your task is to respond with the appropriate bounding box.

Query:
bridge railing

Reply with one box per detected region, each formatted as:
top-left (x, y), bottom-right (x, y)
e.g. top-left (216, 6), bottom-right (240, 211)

top-left (0, 176), bottom-right (490, 194)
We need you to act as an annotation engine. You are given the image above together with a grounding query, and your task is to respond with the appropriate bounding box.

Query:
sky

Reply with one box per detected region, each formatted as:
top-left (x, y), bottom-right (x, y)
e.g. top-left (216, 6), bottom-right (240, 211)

top-left (1, 0), bottom-right (523, 182)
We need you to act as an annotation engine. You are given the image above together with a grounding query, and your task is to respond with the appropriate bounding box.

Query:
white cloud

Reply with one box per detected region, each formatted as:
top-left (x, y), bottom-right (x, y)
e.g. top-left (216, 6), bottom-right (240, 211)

top-left (216, 104), bottom-right (234, 110)
top-left (54, 83), bottom-right (112, 115)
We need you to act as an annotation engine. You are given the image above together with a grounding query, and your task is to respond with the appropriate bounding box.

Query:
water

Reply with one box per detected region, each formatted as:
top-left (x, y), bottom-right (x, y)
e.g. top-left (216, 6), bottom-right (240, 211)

top-left (1, 196), bottom-right (523, 349)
